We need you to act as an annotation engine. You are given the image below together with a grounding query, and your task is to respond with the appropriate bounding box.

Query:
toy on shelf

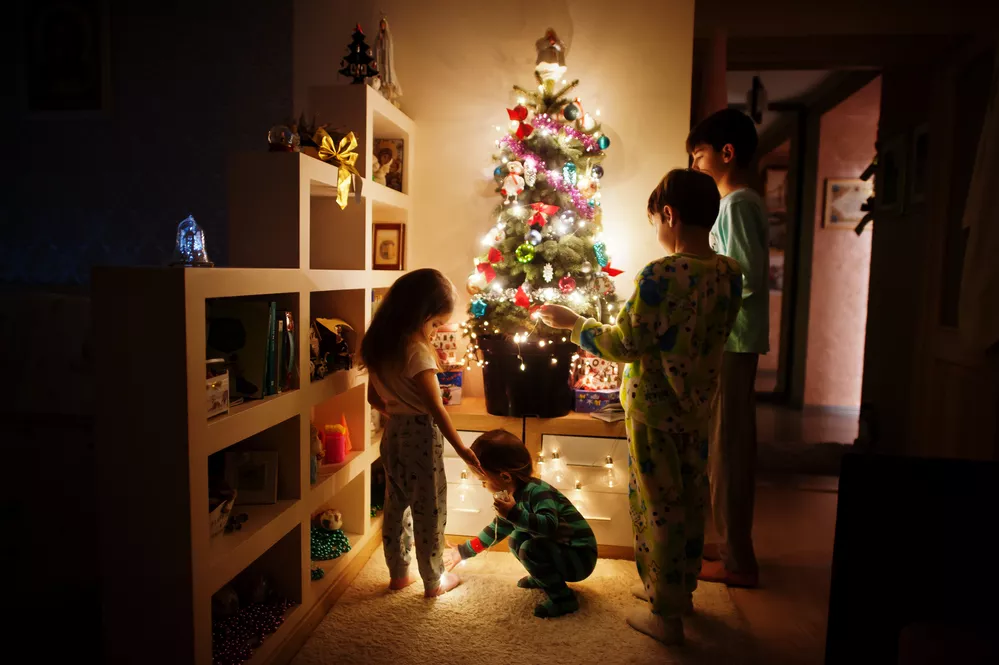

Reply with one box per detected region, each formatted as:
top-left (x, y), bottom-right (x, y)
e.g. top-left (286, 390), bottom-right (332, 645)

top-left (170, 215), bottom-right (213, 267)
top-left (572, 350), bottom-right (621, 413)
top-left (311, 510), bottom-right (352, 562)
top-left (310, 318), bottom-right (355, 381)
top-left (322, 415), bottom-right (352, 465)
top-left (372, 150), bottom-right (393, 185)
top-left (310, 422), bottom-right (324, 484)
top-left (212, 573), bottom-right (294, 665)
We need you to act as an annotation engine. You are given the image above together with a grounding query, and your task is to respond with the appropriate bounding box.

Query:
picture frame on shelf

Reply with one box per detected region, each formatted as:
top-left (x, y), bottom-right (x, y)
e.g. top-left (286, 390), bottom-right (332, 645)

top-left (224, 451), bottom-right (279, 505)
top-left (823, 178), bottom-right (874, 231)
top-left (373, 138), bottom-right (404, 192)
top-left (875, 135), bottom-right (906, 213)
top-left (910, 123), bottom-right (930, 205)
top-left (373, 222), bottom-right (405, 270)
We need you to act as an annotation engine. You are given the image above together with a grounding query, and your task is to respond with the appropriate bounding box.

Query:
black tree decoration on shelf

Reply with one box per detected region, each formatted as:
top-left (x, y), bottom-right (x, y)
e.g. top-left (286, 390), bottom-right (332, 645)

top-left (339, 24), bottom-right (379, 84)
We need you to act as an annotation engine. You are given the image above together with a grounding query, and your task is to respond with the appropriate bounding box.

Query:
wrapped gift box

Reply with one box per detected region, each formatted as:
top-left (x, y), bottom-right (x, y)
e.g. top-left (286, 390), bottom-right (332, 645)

top-left (433, 324), bottom-right (461, 366)
top-left (574, 388), bottom-right (620, 413)
top-left (438, 368), bottom-right (463, 406)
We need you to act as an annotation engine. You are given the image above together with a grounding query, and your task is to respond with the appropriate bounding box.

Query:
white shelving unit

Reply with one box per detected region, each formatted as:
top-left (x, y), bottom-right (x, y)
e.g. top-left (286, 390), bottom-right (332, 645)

top-left (94, 85), bottom-right (414, 665)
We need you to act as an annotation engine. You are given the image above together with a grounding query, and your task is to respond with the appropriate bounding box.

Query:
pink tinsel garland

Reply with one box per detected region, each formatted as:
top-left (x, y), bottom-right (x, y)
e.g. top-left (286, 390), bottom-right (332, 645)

top-left (500, 136), bottom-right (596, 219)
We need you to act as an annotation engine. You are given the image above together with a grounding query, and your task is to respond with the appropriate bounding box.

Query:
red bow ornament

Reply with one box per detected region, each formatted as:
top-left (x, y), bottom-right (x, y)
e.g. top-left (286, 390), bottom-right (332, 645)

top-left (603, 263), bottom-right (624, 277)
top-left (514, 286), bottom-right (530, 308)
top-left (507, 105), bottom-right (534, 140)
top-left (487, 247), bottom-right (503, 263)
top-left (528, 202), bottom-right (559, 228)
top-left (476, 262), bottom-right (496, 283)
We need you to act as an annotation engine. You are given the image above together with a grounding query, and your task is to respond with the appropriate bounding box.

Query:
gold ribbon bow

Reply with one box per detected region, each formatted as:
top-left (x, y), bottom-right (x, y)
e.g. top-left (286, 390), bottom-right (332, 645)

top-left (314, 128), bottom-right (360, 209)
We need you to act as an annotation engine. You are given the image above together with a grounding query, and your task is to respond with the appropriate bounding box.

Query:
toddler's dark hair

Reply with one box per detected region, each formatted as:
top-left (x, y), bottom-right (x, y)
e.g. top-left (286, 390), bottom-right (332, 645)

top-left (685, 108), bottom-right (759, 168)
top-left (646, 169), bottom-right (721, 231)
top-left (471, 430), bottom-right (534, 485)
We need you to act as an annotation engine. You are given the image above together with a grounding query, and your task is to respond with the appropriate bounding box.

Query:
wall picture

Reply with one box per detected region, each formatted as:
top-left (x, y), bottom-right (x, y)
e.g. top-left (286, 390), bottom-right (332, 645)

top-left (224, 451), bottom-right (279, 505)
top-left (763, 167), bottom-right (788, 214)
top-left (823, 178), bottom-right (874, 231)
top-left (373, 138), bottom-right (404, 192)
top-left (373, 222), bottom-right (405, 270)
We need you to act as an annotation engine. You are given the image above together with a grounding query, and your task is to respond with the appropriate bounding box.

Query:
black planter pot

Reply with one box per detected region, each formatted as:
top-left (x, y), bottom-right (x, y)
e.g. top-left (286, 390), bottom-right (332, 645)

top-left (479, 337), bottom-right (576, 418)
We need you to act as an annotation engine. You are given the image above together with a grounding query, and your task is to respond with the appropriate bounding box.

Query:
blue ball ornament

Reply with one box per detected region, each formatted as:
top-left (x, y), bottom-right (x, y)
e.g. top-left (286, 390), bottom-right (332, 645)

top-left (471, 298), bottom-right (488, 318)
top-left (493, 166), bottom-right (504, 179)
top-left (597, 135), bottom-right (611, 150)
top-left (563, 103), bottom-right (580, 121)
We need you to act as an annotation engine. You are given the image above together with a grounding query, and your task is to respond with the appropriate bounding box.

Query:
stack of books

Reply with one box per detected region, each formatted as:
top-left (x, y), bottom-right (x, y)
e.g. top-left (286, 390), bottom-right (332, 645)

top-left (206, 300), bottom-right (296, 401)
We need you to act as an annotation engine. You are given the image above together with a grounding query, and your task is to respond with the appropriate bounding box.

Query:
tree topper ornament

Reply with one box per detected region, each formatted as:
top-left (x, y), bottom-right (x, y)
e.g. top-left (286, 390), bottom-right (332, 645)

top-left (535, 28), bottom-right (567, 83)
top-left (501, 161), bottom-right (525, 202)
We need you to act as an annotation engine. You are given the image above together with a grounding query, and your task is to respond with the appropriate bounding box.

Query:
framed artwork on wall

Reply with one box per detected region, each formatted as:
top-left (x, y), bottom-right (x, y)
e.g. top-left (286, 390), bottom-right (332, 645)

top-left (372, 222), bottom-right (405, 271)
top-left (823, 178), bottom-right (874, 231)
top-left (763, 167), bottom-right (788, 214)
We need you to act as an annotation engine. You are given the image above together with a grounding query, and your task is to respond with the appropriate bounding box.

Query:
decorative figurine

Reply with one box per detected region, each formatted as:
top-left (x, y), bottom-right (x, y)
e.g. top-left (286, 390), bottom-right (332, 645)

top-left (310, 422), bottom-right (324, 484)
top-left (319, 509), bottom-right (343, 531)
top-left (535, 28), bottom-right (567, 83)
top-left (170, 215), bottom-right (213, 267)
top-left (338, 24), bottom-right (378, 84)
top-left (373, 16), bottom-right (402, 107)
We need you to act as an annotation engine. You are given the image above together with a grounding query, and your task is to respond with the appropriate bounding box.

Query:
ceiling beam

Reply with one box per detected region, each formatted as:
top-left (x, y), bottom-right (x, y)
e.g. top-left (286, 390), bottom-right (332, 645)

top-left (720, 34), bottom-right (961, 71)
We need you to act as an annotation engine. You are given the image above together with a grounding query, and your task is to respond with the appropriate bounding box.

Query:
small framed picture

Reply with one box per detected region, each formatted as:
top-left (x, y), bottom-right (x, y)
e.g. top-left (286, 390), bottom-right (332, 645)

top-left (762, 167), bottom-right (788, 214)
top-left (373, 138), bottom-right (404, 192)
top-left (910, 123), bottom-right (930, 205)
top-left (823, 178), bottom-right (874, 231)
top-left (224, 451), bottom-right (279, 505)
top-left (876, 135), bottom-right (906, 212)
top-left (373, 222), bottom-right (405, 271)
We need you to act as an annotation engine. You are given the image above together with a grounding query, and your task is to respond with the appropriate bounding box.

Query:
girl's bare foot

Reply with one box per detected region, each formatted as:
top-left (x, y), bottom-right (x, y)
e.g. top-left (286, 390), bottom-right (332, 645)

top-left (424, 572), bottom-right (461, 598)
top-left (389, 576), bottom-right (415, 590)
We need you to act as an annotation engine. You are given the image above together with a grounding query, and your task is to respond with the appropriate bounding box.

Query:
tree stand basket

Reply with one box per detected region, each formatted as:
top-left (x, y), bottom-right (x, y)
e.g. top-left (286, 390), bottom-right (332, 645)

top-left (479, 337), bottom-right (576, 418)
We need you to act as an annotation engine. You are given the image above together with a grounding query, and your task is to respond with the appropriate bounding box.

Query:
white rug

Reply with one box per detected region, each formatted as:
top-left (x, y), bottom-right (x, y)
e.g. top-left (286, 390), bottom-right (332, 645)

top-left (292, 547), bottom-right (755, 665)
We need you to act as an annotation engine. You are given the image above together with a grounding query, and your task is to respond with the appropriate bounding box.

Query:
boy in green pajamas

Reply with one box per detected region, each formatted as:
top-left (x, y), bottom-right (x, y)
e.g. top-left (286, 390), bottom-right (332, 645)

top-left (688, 109), bottom-right (769, 588)
top-left (540, 169), bottom-right (742, 644)
top-left (450, 430), bottom-right (597, 618)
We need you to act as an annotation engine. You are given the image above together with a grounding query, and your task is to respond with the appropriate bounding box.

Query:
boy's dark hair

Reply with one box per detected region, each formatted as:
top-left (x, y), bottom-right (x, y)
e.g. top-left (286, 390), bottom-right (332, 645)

top-left (685, 108), bottom-right (759, 168)
top-left (471, 430), bottom-right (534, 485)
top-left (646, 169), bottom-right (721, 230)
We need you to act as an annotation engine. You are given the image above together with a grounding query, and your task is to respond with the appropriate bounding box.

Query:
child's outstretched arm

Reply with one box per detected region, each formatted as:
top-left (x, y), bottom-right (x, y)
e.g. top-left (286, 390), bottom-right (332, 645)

top-left (413, 369), bottom-right (483, 475)
top-left (540, 270), bottom-right (661, 363)
top-left (455, 517), bottom-right (515, 560)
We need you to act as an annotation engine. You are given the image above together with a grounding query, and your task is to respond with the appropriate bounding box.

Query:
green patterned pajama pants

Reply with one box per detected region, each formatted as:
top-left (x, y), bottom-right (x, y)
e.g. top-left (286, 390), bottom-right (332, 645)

top-left (380, 414), bottom-right (448, 593)
top-left (627, 418), bottom-right (708, 618)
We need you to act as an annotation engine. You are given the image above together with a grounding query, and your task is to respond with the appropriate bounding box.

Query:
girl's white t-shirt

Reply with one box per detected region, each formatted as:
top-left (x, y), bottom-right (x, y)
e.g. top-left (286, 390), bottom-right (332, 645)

top-left (370, 341), bottom-right (440, 415)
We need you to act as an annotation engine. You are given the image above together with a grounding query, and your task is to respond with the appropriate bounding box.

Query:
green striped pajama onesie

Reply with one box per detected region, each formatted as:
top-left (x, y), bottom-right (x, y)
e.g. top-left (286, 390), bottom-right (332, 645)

top-left (570, 254), bottom-right (742, 618)
top-left (458, 478), bottom-right (597, 617)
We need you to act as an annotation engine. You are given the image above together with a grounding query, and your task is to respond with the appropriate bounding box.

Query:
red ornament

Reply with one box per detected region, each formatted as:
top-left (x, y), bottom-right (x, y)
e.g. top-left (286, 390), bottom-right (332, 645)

top-left (559, 276), bottom-right (576, 294)
top-left (515, 286), bottom-right (530, 308)
top-left (477, 262), bottom-right (496, 282)
top-left (507, 105), bottom-right (534, 140)
top-left (528, 202), bottom-right (559, 228)
top-left (487, 247), bottom-right (503, 263)
top-left (603, 263), bottom-right (624, 277)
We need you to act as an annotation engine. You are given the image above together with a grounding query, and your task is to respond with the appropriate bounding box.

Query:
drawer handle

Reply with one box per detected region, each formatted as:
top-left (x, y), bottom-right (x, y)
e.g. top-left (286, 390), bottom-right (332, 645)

top-left (452, 508), bottom-right (480, 514)
top-left (580, 515), bottom-right (611, 522)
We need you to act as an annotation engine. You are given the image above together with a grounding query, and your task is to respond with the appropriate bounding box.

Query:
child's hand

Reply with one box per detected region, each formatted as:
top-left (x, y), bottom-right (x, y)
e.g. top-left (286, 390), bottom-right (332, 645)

top-left (454, 444), bottom-right (483, 476)
top-left (539, 305), bottom-right (580, 330)
top-left (444, 545), bottom-right (463, 571)
top-left (493, 492), bottom-right (516, 518)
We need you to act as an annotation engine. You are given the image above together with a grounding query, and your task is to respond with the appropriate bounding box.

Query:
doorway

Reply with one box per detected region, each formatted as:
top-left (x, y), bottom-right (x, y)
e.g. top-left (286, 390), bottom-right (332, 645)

top-left (725, 70), bottom-right (882, 447)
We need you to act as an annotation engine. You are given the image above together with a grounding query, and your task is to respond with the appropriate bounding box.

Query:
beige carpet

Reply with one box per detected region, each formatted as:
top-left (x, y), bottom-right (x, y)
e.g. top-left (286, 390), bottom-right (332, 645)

top-left (292, 546), bottom-right (755, 665)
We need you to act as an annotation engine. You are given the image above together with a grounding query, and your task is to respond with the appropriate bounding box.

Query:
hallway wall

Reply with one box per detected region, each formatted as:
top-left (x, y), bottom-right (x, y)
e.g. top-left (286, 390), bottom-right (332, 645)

top-left (804, 77), bottom-right (881, 407)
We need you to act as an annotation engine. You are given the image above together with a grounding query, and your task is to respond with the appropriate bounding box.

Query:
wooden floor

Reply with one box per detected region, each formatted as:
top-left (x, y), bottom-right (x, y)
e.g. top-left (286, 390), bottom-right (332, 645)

top-left (729, 477), bottom-right (838, 665)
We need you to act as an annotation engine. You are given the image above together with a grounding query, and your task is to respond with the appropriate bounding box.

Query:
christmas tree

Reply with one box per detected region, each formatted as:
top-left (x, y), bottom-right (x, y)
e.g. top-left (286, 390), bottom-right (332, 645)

top-left (338, 24), bottom-right (378, 83)
top-left (464, 29), bottom-right (622, 363)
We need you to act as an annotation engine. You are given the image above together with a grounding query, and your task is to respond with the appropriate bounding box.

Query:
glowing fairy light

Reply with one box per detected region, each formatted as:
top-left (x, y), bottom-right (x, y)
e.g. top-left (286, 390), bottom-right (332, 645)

top-left (517, 97), bottom-right (526, 105)
top-left (538, 340), bottom-right (546, 347)
top-left (551, 357), bottom-right (558, 365)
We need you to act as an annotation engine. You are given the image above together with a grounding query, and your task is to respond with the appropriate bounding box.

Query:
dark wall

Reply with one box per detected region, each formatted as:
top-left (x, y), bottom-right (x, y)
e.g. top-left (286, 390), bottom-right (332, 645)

top-left (1, 1), bottom-right (294, 287)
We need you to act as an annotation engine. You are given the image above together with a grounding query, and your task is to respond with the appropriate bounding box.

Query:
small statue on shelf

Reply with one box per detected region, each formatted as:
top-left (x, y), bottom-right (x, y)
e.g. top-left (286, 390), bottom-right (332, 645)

top-left (373, 15), bottom-right (402, 107)
top-left (310, 422), bottom-right (324, 484)
top-left (372, 149), bottom-right (393, 186)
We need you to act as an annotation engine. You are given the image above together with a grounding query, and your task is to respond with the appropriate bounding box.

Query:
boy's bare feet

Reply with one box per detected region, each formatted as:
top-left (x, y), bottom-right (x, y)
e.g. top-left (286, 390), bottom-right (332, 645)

top-left (388, 576), bottom-right (416, 591)
top-left (630, 585), bottom-right (694, 615)
top-left (701, 542), bottom-right (723, 561)
top-left (697, 559), bottom-right (759, 588)
top-left (626, 608), bottom-right (684, 645)
top-left (424, 571), bottom-right (461, 598)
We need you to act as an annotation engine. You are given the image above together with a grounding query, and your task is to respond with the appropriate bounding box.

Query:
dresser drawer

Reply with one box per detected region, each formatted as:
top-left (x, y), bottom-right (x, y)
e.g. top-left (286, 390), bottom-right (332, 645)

top-left (445, 478), bottom-right (494, 537)
top-left (540, 434), bottom-right (629, 495)
top-left (572, 489), bottom-right (633, 548)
